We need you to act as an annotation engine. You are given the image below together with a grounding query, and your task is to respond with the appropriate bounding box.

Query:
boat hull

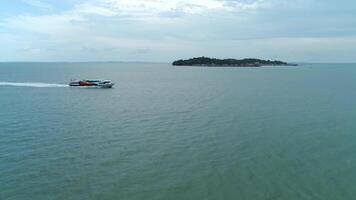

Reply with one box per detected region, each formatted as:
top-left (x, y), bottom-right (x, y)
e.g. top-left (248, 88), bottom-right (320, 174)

top-left (97, 83), bottom-right (114, 88)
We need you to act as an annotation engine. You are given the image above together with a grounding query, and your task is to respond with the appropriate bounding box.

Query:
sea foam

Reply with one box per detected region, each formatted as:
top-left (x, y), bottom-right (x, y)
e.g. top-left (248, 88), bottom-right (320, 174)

top-left (0, 82), bottom-right (68, 88)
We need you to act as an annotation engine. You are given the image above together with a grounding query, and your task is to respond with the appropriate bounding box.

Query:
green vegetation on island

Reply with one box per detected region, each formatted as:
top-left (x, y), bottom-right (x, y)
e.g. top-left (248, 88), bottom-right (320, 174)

top-left (172, 57), bottom-right (297, 67)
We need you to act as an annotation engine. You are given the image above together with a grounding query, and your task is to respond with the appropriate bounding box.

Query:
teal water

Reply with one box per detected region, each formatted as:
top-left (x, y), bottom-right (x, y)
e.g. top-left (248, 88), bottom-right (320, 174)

top-left (1, 63), bottom-right (356, 200)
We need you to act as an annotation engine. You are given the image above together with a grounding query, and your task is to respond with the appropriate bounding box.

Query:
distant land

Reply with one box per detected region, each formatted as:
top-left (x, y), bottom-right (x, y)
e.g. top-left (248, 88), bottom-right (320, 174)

top-left (172, 57), bottom-right (298, 67)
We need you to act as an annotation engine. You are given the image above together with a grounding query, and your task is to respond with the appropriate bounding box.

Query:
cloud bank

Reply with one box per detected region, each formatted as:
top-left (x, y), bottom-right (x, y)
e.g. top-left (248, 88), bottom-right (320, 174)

top-left (1, 0), bottom-right (356, 62)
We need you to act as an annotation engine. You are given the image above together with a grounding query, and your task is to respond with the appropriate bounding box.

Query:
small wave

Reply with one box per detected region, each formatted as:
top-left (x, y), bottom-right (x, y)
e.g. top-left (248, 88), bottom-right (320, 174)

top-left (0, 82), bottom-right (68, 88)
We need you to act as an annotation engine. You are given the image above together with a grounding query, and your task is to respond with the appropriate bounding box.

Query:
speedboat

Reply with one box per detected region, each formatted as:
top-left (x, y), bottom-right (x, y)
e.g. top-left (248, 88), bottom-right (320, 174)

top-left (69, 79), bottom-right (115, 88)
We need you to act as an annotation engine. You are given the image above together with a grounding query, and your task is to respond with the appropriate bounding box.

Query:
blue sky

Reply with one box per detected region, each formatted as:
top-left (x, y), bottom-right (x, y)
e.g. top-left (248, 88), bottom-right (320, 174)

top-left (0, 0), bottom-right (355, 62)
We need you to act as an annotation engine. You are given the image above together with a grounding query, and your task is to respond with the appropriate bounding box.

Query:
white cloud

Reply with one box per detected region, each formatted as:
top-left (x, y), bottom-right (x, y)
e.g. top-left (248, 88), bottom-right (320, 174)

top-left (2, 0), bottom-right (266, 36)
top-left (1, 14), bottom-right (87, 36)
top-left (75, 3), bottom-right (117, 17)
top-left (98, 0), bottom-right (266, 18)
top-left (22, 0), bottom-right (53, 10)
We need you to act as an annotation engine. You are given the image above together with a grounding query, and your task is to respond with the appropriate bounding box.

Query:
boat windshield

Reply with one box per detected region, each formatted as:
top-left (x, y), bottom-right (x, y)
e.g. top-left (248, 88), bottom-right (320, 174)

top-left (86, 80), bottom-right (101, 83)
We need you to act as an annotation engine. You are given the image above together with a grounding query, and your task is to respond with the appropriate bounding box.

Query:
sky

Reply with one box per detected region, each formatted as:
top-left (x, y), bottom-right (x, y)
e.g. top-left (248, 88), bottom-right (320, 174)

top-left (0, 0), bottom-right (355, 62)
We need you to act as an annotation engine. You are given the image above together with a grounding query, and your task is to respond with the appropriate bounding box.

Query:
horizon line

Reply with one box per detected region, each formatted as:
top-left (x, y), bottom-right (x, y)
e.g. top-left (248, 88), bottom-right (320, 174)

top-left (1, 61), bottom-right (356, 64)
top-left (0, 61), bottom-right (170, 64)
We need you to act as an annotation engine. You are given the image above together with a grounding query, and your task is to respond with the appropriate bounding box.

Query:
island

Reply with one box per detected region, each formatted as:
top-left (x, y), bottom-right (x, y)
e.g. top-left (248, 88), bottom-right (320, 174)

top-left (172, 57), bottom-right (297, 67)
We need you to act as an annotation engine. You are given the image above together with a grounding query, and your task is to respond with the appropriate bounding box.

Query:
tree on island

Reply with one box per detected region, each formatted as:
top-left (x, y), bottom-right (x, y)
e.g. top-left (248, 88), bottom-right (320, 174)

top-left (172, 57), bottom-right (297, 67)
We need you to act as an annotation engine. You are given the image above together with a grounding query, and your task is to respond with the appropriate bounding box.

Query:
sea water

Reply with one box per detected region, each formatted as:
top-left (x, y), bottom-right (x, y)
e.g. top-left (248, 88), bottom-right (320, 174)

top-left (1, 62), bottom-right (356, 200)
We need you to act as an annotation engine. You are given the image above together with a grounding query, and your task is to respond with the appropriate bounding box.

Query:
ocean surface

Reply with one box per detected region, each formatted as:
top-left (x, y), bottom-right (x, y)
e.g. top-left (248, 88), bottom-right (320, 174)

top-left (1, 62), bottom-right (356, 200)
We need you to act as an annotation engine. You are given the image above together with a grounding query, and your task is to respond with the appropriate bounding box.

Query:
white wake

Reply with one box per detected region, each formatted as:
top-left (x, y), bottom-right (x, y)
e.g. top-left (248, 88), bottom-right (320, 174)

top-left (0, 82), bottom-right (68, 88)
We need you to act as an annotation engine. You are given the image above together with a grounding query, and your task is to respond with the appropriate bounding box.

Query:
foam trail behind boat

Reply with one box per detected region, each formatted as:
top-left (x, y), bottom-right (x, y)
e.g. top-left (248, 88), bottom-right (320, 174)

top-left (0, 82), bottom-right (68, 88)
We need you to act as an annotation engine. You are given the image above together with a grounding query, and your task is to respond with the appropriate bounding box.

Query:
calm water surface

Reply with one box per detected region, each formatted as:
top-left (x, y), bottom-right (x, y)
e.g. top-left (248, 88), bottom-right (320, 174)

top-left (1, 63), bottom-right (356, 200)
